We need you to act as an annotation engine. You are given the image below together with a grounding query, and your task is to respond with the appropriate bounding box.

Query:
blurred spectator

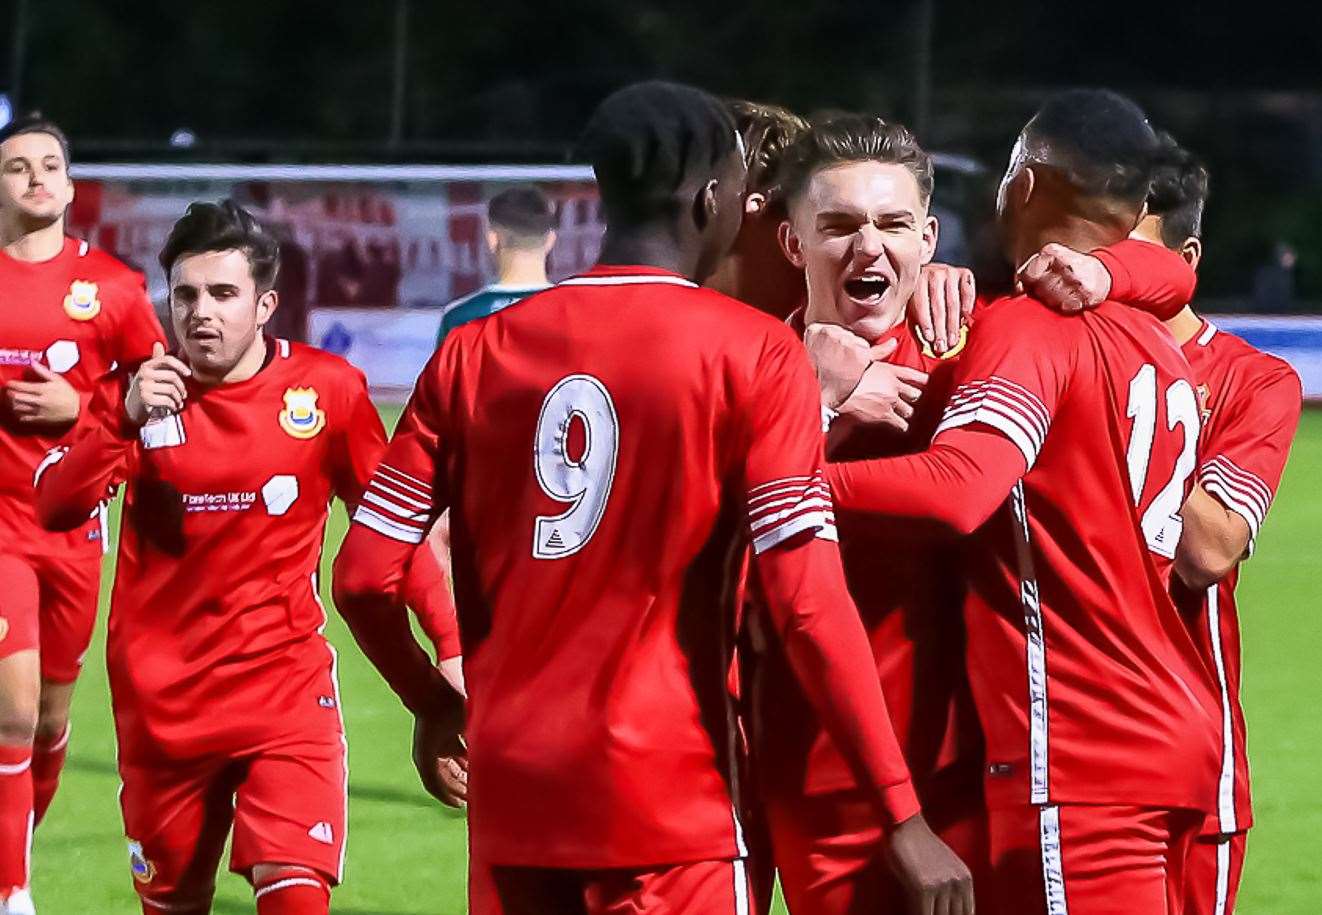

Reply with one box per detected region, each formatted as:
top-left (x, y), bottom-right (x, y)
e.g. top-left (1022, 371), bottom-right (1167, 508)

top-left (1252, 241), bottom-right (1297, 312)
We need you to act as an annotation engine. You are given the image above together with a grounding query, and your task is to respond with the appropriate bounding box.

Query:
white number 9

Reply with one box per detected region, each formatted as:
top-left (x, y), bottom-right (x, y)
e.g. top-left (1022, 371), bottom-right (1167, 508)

top-left (532, 374), bottom-right (619, 559)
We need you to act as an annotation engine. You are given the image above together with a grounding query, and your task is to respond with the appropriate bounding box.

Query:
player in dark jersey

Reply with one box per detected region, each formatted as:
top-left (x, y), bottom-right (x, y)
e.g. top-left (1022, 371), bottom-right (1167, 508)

top-left (334, 80), bottom-right (974, 915)
top-left (0, 114), bottom-right (165, 915)
top-left (435, 186), bottom-right (556, 344)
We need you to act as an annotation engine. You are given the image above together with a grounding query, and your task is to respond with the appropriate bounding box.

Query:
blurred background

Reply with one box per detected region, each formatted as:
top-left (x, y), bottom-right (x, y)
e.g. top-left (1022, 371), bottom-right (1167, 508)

top-left (5, 0), bottom-right (1322, 396)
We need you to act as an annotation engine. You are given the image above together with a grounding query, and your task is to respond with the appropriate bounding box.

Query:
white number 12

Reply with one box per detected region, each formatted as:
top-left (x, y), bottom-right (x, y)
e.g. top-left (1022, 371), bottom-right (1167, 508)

top-left (532, 374), bottom-right (619, 559)
top-left (1124, 364), bottom-right (1199, 558)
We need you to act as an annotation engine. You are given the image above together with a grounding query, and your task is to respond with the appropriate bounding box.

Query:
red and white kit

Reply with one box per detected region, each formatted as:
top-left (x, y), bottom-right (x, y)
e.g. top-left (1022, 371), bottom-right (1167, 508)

top-left (829, 293), bottom-right (1223, 915)
top-left (35, 338), bottom-right (451, 910)
top-left (758, 239), bottom-right (1198, 915)
top-left (0, 237), bottom-right (163, 679)
top-left (335, 265), bottom-right (919, 915)
top-left (1173, 319), bottom-right (1302, 915)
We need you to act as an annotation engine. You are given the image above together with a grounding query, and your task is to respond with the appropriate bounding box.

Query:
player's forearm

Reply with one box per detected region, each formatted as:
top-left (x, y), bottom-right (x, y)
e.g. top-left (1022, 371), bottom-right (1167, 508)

top-left (1175, 484), bottom-right (1251, 590)
top-left (827, 429), bottom-right (1025, 535)
top-left (755, 536), bottom-right (920, 826)
top-left (34, 421), bottom-right (134, 532)
top-left (403, 541), bottom-right (462, 661)
top-left (332, 525), bottom-right (463, 719)
top-left (1093, 239), bottom-right (1197, 320)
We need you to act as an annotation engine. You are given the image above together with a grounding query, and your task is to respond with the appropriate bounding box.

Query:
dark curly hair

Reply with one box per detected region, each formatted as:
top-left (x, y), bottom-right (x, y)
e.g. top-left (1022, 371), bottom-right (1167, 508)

top-left (159, 199), bottom-right (281, 291)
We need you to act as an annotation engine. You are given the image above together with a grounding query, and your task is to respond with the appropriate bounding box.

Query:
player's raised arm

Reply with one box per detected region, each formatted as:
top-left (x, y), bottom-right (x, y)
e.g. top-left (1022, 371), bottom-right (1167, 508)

top-left (32, 350), bottom-right (182, 531)
top-left (742, 329), bottom-right (973, 913)
top-left (1019, 237), bottom-right (1197, 317)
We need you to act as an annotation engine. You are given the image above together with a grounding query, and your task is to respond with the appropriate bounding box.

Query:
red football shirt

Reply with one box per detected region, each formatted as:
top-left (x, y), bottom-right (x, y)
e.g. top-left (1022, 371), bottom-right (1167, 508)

top-left (830, 296), bottom-right (1223, 813)
top-left (1172, 319), bottom-right (1302, 835)
top-left (344, 265), bottom-right (911, 869)
top-left (0, 237), bottom-right (163, 555)
top-left (757, 311), bottom-right (980, 803)
top-left (36, 339), bottom-right (386, 761)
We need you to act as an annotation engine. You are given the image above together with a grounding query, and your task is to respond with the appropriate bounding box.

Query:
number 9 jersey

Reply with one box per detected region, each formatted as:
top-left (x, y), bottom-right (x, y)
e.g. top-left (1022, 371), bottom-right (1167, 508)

top-left (354, 265), bottom-right (845, 869)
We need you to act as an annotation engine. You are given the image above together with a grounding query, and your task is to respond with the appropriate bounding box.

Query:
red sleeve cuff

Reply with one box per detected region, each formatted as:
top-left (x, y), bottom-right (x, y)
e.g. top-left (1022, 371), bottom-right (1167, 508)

top-left (879, 778), bottom-right (923, 827)
top-left (1091, 241), bottom-right (1190, 321)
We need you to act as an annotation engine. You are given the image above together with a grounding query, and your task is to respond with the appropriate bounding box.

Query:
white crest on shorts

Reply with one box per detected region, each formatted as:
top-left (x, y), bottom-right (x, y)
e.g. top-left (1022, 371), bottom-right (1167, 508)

top-left (308, 821), bottom-right (334, 845)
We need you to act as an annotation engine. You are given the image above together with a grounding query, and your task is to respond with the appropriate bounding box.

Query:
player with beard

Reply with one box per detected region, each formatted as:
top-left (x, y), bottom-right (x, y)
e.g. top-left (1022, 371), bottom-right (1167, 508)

top-left (0, 114), bottom-right (165, 915)
top-left (753, 111), bottom-right (1203, 914)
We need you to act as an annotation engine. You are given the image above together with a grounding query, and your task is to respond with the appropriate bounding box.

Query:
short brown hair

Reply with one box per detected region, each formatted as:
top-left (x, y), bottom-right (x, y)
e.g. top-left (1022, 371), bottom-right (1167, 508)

top-left (0, 113), bottom-right (71, 165)
top-left (781, 114), bottom-right (933, 206)
top-left (727, 99), bottom-right (808, 202)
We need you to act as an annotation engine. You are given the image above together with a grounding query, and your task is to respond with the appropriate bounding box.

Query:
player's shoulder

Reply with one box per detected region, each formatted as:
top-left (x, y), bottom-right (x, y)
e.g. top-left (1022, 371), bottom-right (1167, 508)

top-left (1205, 323), bottom-right (1303, 399)
top-left (968, 293), bottom-right (1075, 342)
top-left (279, 338), bottom-right (368, 389)
top-left (73, 241), bottom-right (146, 286)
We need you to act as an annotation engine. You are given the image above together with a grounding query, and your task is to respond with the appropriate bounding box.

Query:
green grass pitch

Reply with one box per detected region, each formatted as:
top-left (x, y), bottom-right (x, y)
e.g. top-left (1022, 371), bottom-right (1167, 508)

top-left (29, 407), bottom-right (1322, 914)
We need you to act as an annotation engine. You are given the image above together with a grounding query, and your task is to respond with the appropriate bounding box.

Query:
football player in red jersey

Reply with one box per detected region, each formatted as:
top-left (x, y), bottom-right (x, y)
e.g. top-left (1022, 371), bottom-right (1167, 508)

top-left (0, 114), bottom-right (165, 913)
top-left (753, 111), bottom-right (1203, 915)
top-left (707, 99), bottom-right (810, 319)
top-left (824, 90), bottom-right (1224, 914)
top-left (34, 200), bottom-right (453, 915)
top-left (333, 80), bottom-right (973, 915)
top-left (1128, 138), bottom-right (1302, 915)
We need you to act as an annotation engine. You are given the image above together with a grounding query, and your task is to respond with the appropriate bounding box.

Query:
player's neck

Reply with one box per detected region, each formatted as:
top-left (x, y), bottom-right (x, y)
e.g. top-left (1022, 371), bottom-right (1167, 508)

top-left (0, 217), bottom-right (67, 263)
top-left (597, 233), bottom-right (697, 281)
top-left (1013, 214), bottom-right (1123, 274)
top-left (1163, 305), bottom-right (1203, 345)
top-left (495, 250), bottom-right (548, 288)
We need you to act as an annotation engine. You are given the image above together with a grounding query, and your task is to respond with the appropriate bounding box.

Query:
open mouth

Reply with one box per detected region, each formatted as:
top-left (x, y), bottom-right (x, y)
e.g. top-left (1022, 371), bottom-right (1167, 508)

top-left (188, 329), bottom-right (221, 343)
top-left (844, 274), bottom-right (891, 306)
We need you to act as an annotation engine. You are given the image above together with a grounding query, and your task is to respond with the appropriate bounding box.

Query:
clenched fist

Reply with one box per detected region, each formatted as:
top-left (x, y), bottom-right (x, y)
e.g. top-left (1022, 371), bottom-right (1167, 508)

top-left (125, 341), bottom-right (193, 426)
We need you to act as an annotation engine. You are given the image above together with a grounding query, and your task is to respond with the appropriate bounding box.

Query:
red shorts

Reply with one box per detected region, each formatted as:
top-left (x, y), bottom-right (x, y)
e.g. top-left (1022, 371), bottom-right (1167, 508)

top-left (468, 856), bottom-right (757, 915)
top-left (1183, 832), bottom-right (1246, 915)
top-left (987, 804), bottom-right (1202, 915)
top-left (766, 785), bottom-right (989, 914)
top-left (119, 736), bottom-right (347, 911)
top-left (0, 550), bottom-right (100, 683)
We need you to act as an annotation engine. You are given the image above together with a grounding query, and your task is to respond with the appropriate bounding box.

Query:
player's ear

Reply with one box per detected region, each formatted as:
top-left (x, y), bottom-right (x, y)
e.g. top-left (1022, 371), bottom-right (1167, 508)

top-left (778, 219), bottom-right (806, 269)
top-left (745, 192), bottom-right (768, 216)
top-left (256, 289), bottom-right (279, 328)
top-left (1015, 166), bottom-right (1036, 209)
top-left (1181, 236), bottom-right (1203, 271)
top-left (543, 229), bottom-right (558, 255)
top-left (696, 178), bottom-right (720, 230)
top-left (485, 230), bottom-right (501, 257)
top-left (920, 212), bottom-right (940, 265)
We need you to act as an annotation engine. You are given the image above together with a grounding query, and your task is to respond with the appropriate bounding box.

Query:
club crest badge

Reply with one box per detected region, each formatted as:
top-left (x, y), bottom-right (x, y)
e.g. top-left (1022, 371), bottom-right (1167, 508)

top-left (917, 323), bottom-right (968, 360)
top-left (279, 387), bottom-right (326, 439)
top-left (63, 280), bottom-right (102, 321)
top-left (127, 839), bottom-right (155, 884)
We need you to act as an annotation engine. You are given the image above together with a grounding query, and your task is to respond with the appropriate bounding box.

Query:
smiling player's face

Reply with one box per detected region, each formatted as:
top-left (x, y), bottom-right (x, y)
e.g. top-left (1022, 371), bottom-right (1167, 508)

top-left (169, 249), bottom-right (276, 381)
top-left (783, 161), bottom-right (937, 341)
